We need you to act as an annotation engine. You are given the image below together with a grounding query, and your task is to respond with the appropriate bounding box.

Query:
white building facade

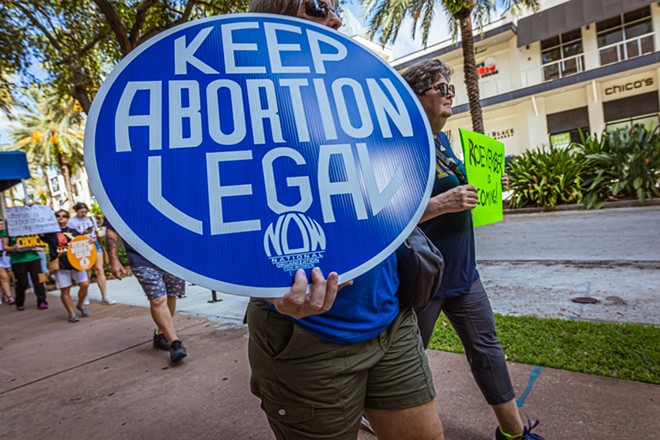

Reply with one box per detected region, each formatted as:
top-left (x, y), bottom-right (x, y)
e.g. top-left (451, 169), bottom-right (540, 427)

top-left (392, 0), bottom-right (660, 156)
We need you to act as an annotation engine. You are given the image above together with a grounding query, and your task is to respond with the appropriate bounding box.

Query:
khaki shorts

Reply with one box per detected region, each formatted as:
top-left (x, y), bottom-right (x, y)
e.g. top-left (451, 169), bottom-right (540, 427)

top-left (247, 299), bottom-right (436, 440)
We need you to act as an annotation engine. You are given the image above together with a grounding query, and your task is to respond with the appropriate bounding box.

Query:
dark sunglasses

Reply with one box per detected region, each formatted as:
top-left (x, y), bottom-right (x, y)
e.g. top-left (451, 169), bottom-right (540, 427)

top-left (422, 82), bottom-right (455, 97)
top-left (304, 0), bottom-right (338, 19)
top-left (56, 214), bottom-right (69, 218)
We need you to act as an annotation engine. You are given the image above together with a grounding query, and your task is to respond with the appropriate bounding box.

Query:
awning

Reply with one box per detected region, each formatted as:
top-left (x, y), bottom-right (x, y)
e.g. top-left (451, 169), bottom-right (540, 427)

top-left (517, 0), bottom-right (656, 47)
top-left (0, 151), bottom-right (31, 192)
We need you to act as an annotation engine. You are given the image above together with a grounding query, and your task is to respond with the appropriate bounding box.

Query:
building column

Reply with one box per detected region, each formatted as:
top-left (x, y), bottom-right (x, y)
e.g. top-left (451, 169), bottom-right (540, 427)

top-left (587, 81), bottom-right (605, 136)
top-left (652, 3), bottom-right (660, 52)
top-left (582, 23), bottom-right (599, 70)
top-left (527, 96), bottom-right (548, 148)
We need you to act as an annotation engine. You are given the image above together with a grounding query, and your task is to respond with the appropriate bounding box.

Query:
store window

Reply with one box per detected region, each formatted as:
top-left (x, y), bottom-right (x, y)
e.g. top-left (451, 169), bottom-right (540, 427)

top-left (541, 29), bottom-right (584, 81)
top-left (596, 6), bottom-right (654, 66)
top-left (605, 114), bottom-right (659, 132)
top-left (547, 107), bottom-right (590, 146)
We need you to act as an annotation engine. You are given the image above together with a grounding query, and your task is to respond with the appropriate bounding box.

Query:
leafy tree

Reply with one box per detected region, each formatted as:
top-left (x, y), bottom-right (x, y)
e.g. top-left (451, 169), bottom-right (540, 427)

top-left (8, 87), bottom-right (85, 206)
top-left (361, 0), bottom-right (538, 133)
top-left (0, 0), bottom-right (250, 115)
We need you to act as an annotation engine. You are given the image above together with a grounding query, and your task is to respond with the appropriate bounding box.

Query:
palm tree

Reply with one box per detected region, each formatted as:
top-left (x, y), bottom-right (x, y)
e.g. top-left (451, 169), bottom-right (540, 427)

top-left (361, 0), bottom-right (538, 134)
top-left (8, 87), bottom-right (85, 206)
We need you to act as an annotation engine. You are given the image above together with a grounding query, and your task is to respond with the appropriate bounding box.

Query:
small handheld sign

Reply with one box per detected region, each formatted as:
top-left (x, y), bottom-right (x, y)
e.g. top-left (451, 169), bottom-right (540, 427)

top-left (67, 236), bottom-right (97, 271)
top-left (6, 205), bottom-right (60, 236)
top-left (458, 128), bottom-right (505, 228)
top-left (85, 14), bottom-right (434, 297)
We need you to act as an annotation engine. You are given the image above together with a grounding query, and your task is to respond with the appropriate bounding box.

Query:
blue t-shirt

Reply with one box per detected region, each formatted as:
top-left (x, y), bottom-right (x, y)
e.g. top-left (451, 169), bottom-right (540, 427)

top-left (289, 253), bottom-right (400, 345)
top-left (420, 132), bottom-right (479, 300)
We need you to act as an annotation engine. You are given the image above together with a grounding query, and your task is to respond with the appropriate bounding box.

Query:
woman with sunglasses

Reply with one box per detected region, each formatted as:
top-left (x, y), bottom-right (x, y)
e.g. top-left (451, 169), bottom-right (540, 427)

top-left (42, 210), bottom-right (90, 322)
top-left (401, 59), bottom-right (543, 440)
top-left (68, 202), bottom-right (115, 305)
top-left (0, 219), bottom-right (16, 305)
top-left (245, 1), bottom-right (445, 439)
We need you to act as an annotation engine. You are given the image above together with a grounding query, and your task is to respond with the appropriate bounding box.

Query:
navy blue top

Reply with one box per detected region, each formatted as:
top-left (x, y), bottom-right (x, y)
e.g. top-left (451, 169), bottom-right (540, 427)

top-left (420, 132), bottom-right (479, 300)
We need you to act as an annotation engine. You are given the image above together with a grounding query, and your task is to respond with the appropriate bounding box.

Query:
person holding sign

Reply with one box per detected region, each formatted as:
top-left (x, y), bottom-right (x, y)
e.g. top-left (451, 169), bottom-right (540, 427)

top-left (0, 220), bottom-right (16, 305)
top-left (245, 2), bottom-right (445, 440)
top-left (401, 59), bottom-right (543, 440)
top-left (68, 202), bottom-right (115, 305)
top-left (1, 220), bottom-right (48, 311)
top-left (42, 210), bottom-right (90, 323)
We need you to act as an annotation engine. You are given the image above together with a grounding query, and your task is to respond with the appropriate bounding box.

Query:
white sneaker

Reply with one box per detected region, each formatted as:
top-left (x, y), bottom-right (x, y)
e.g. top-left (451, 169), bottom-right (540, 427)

top-left (102, 297), bottom-right (116, 305)
top-left (83, 297), bottom-right (90, 305)
top-left (360, 415), bottom-right (375, 434)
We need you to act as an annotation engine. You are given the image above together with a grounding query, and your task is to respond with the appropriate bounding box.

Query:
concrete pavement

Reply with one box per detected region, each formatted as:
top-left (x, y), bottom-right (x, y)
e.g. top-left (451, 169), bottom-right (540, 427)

top-left (1, 296), bottom-right (659, 439)
top-left (1, 206), bottom-right (659, 439)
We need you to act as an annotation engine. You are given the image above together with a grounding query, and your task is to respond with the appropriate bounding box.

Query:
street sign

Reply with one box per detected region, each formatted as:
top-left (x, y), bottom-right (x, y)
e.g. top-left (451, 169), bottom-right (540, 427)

top-left (85, 14), bottom-right (434, 297)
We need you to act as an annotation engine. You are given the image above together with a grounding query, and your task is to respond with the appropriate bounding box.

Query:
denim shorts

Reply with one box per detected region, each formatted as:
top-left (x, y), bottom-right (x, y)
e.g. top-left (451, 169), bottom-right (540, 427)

top-left (132, 265), bottom-right (185, 301)
top-left (247, 299), bottom-right (436, 440)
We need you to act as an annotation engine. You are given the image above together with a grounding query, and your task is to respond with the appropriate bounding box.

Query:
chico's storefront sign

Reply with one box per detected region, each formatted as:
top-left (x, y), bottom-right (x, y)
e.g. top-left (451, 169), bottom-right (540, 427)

top-left (604, 77), bottom-right (654, 96)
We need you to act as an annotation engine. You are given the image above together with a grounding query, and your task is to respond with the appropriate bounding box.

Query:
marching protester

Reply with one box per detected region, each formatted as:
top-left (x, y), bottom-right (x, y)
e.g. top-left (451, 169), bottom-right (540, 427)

top-left (0, 220), bottom-right (16, 305)
top-left (1, 219), bottom-right (48, 311)
top-left (68, 202), bottom-right (115, 305)
top-left (104, 220), bottom-right (187, 364)
top-left (402, 58), bottom-right (543, 440)
top-left (42, 209), bottom-right (90, 322)
top-left (245, 1), bottom-right (445, 439)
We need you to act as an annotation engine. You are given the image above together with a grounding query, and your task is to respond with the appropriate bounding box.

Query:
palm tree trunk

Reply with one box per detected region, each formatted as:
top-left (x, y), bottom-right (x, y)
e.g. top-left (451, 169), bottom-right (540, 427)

top-left (58, 152), bottom-right (75, 207)
top-left (458, 14), bottom-right (484, 134)
top-left (43, 170), bottom-right (55, 209)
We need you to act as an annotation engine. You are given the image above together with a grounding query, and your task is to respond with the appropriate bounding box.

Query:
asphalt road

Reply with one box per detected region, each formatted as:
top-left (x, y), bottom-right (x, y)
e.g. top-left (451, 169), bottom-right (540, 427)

top-left (475, 206), bottom-right (660, 262)
top-left (472, 206), bottom-right (660, 325)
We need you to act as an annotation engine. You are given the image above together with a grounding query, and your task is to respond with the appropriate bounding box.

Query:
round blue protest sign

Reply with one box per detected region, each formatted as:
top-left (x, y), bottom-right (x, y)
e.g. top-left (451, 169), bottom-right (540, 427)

top-left (85, 14), bottom-right (434, 297)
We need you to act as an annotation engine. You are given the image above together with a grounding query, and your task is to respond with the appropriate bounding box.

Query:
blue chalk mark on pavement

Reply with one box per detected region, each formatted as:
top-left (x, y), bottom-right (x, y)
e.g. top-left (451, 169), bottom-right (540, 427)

top-left (517, 365), bottom-right (541, 408)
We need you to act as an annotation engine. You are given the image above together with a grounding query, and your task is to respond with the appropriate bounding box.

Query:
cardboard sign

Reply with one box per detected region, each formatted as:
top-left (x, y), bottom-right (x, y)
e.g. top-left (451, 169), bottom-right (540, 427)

top-left (67, 236), bottom-right (97, 270)
top-left (6, 205), bottom-right (60, 236)
top-left (458, 128), bottom-right (505, 228)
top-left (85, 14), bottom-right (434, 297)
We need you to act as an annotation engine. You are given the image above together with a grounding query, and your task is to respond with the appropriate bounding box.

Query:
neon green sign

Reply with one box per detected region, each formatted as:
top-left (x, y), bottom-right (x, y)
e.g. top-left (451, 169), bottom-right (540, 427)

top-left (550, 132), bottom-right (571, 148)
top-left (458, 128), bottom-right (505, 228)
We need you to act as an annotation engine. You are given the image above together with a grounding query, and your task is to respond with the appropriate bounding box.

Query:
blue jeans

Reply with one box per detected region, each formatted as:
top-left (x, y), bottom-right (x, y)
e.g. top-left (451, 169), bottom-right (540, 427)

top-left (415, 279), bottom-right (516, 405)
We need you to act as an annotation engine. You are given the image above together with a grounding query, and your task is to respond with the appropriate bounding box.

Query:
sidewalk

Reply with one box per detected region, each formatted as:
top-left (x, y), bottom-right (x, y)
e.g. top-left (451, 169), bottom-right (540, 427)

top-left (1, 280), bottom-right (659, 439)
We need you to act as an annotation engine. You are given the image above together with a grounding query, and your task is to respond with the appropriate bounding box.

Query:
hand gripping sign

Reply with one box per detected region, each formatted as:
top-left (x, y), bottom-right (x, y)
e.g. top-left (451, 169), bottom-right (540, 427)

top-left (67, 236), bottom-right (97, 271)
top-left (85, 14), bottom-right (434, 297)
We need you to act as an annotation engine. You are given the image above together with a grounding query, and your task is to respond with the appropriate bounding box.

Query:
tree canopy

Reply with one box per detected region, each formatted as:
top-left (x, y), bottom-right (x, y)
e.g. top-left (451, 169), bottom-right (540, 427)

top-left (0, 0), bottom-right (251, 115)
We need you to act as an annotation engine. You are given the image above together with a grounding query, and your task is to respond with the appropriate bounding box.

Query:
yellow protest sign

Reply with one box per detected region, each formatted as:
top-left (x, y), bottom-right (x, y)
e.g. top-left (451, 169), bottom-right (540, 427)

top-left (458, 128), bottom-right (505, 228)
top-left (67, 236), bottom-right (97, 270)
top-left (16, 235), bottom-right (46, 248)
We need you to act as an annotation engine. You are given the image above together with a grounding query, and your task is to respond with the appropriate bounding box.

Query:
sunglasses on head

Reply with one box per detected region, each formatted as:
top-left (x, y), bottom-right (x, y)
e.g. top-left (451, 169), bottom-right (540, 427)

top-left (304, 0), bottom-right (338, 19)
top-left (422, 82), bottom-right (455, 97)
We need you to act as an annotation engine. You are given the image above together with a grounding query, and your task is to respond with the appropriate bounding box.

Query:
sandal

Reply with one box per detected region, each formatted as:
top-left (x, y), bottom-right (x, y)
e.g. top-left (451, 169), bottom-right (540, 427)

top-left (2, 295), bottom-right (14, 305)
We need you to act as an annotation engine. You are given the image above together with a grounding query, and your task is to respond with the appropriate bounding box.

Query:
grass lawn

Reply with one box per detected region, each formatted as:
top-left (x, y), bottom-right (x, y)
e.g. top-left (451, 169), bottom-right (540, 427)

top-left (428, 313), bottom-right (660, 384)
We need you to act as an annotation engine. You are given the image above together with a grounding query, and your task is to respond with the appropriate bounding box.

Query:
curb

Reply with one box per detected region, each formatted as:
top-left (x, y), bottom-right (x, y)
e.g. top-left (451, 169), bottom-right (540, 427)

top-left (504, 198), bottom-right (660, 215)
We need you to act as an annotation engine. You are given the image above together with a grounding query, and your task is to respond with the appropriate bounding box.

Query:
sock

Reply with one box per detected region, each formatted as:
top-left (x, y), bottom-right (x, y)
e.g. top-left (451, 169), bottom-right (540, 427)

top-left (499, 427), bottom-right (523, 440)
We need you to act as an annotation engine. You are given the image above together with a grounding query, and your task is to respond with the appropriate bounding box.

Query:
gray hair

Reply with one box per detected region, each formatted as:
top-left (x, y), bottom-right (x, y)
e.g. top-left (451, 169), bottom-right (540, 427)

top-left (401, 58), bottom-right (453, 96)
top-left (249, 0), bottom-right (301, 16)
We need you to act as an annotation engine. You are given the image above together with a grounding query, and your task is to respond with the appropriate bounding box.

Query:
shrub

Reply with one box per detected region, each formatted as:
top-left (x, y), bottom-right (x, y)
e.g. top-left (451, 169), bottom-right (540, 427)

top-left (507, 144), bottom-right (584, 208)
top-left (578, 125), bottom-right (660, 208)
